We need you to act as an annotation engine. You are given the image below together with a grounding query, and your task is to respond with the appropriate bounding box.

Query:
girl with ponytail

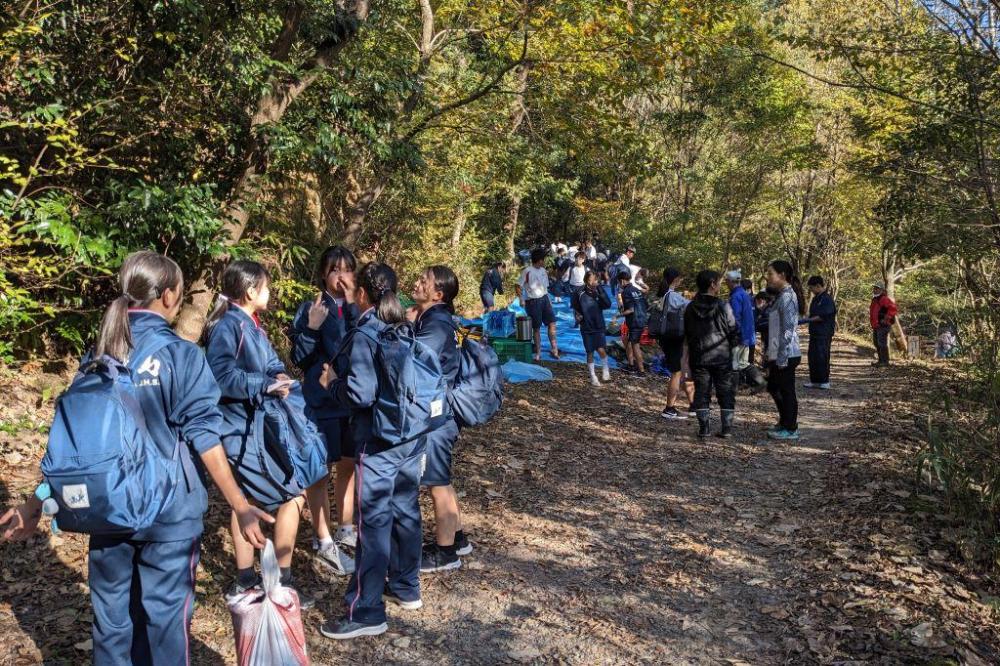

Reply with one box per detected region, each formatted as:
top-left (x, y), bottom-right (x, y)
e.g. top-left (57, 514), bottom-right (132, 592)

top-left (764, 259), bottom-right (803, 441)
top-left (204, 259), bottom-right (351, 606)
top-left (316, 262), bottom-right (424, 641)
top-left (1, 251), bottom-right (272, 664)
top-left (409, 265), bottom-right (472, 572)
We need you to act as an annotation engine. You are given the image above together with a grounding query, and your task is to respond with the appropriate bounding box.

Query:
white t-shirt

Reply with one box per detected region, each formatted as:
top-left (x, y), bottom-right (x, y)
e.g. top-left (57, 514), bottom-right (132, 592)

top-left (519, 266), bottom-right (549, 300)
top-left (569, 265), bottom-right (587, 287)
top-left (585, 245), bottom-right (597, 260)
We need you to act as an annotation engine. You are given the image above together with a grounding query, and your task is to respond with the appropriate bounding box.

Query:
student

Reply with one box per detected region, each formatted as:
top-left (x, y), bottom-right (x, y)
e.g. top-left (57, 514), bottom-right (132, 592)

top-left (408, 266), bottom-right (474, 573)
top-left (516, 248), bottom-right (560, 361)
top-left (319, 263), bottom-right (425, 640)
top-left (870, 282), bottom-right (897, 367)
top-left (935, 328), bottom-right (958, 359)
top-left (204, 261), bottom-right (335, 606)
top-left (572, 270), bottom-right (613, 386)
top-left (618, 269), bottom-right (648, 375)
top-left (684, 270), bottom-right (739, 437)
top-left (568, 251), bottom-right (588, 292)
top-left (633, 266), bottom-right (650, 294)
top-left (658, 268), bottom-right (695, 419)
top-left (740, 278), bottom-right (756, 363)
top-left (553, 247), bottom-right (572, 303)
top-left (610, 245), bottom-right (636, 297)
top-left (724, 270), bottom-right (755, 373)
top-left (803, 275), bottom-right (837, 389)
top-left (0, 251), bottom-right (272, 665)
top-left (754, 290), bottom-right (775, 355)
top-left (765, 260), bottom-right (803, 441)
top-left (289, 246), bottom-right (360, 570)
top-left (479, 261), bottom-right (506, 313)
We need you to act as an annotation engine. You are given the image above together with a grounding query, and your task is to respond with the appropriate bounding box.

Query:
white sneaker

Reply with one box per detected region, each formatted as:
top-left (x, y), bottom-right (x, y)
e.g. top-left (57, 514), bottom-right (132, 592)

top-left (602, 366), bottom-right (610, 381)
top-left (334, 525), bottom-right (357, 549)
top-left (818, 383), bottom-right (831, 390)
top-left (316, 542), bottom-right (355, 576)
top-left (383, 592), bottom-right (423, 610)
top-left (803, 382), bottom-right (816, 388)
top-left (590, 375), bottom-right (601, 387)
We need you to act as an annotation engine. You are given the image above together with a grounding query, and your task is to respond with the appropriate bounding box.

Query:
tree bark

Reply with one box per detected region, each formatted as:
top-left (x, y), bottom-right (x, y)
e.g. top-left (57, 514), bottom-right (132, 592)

top-left (450, 200), bottom-right (467, 249)
top-left (174, 1), bottom-right (369, 341)
top-left (503, 63), bottom-right (530, 263)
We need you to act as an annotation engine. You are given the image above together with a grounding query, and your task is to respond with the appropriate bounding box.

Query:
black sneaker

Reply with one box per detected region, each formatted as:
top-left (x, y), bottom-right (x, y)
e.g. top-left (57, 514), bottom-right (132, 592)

top-left (661, 407), bottom-right (687, 420)
top-left (383, 589), bottom-right (423, 610)
top-left (454, 532), bottom-right (473, 557)
top-left (320, 617), bottom-right (388, 640)
top-left (420, 544), bottom-right (461, 573)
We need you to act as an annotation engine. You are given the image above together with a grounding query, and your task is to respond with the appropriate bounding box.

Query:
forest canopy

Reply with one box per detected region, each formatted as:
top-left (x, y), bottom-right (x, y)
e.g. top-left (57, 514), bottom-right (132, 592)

top-left (3, 0), bottom-right (1000, 363)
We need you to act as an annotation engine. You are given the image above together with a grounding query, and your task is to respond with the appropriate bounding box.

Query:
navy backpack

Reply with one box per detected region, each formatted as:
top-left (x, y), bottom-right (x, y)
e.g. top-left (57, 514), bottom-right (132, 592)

top-left (449, 330), bottom-right (504, 428)
top-left (357, 323), bottom-right (451, 445)
top-left (259, 383), bottom-right (328, 498)
top-left (41, 339), bottom-right (185, 535)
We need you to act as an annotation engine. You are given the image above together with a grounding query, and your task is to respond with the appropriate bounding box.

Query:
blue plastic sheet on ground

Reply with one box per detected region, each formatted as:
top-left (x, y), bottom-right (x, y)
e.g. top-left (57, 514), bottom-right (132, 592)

top-left (501, 360), bottom-right (553, 383)
top-left (460, 286), bottom-right (622, 367)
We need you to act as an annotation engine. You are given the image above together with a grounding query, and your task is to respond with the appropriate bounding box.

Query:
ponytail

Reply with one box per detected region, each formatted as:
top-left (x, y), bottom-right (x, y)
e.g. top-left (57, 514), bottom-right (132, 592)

top-left (427, 265), bottom-right (459, 315)
top-left (768, 259), bottom-right (805, 315)
top-left (202, 260), bottom-right (269, 344)
top-left (95, 251), bottom-right (183, 362)
top-left (358, 262), bottom-right (406, 325)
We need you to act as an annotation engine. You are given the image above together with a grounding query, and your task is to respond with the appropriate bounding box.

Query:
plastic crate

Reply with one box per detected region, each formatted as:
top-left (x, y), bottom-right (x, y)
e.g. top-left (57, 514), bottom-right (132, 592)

top-left (489, 338), bottom-right (534, 364)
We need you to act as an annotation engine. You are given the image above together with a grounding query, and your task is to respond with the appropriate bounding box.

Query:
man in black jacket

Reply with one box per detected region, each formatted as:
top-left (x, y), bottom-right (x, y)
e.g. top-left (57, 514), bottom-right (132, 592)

top-left (684, 270), bottom-right (740, 438)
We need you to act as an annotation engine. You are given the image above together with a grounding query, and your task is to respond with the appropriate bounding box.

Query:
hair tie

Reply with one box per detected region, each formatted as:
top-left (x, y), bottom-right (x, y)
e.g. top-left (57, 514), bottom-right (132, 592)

top-left (378, 288), bottom-right (390, 300)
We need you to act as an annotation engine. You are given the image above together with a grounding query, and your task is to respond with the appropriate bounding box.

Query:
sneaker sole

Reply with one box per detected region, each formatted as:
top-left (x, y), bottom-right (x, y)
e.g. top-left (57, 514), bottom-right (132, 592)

top-left (320, 622), bottom-right (389, 640)
top-left (455, 544), bottom-right (473, 556)
top-left (660, 413), bottom-right (687, 420)
top-left (383, 595), bottom-right (424, 610)
top-left (420, 559), bottom-right (462, 573)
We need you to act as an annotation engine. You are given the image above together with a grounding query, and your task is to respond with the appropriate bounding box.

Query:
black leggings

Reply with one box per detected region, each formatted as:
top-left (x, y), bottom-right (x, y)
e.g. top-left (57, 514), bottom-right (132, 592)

top-left (692, 365), bottom-right (736, 411)
top-left (767, 357), bottom-right (800, 431)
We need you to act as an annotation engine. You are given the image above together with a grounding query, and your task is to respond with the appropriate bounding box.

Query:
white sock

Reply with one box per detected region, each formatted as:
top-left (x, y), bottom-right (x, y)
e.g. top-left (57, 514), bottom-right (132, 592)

top-left (318, 536), bottom-right (334, 549)
top-left (601, 356), bottom-right (609, 368)
top-left (588, 362), bottom-right (597, 378)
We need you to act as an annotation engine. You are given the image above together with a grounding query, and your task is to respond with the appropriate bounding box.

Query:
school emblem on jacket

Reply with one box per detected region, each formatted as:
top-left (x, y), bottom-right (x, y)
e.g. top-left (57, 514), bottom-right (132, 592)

top-left (136, 354), bottom-right (161, 386)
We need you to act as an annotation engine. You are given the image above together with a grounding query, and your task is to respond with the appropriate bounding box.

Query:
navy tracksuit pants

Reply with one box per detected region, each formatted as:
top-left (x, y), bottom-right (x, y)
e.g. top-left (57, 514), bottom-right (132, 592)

top-left (88, 535), bottom-right (201, 665)
top-left (345, 438), bottom-right (424, 625)
top-left (808, 335), bottom-right (832, 384)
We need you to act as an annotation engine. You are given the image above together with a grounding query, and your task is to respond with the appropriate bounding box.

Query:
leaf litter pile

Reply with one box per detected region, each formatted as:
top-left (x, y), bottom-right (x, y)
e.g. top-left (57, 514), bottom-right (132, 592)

top-left (1, 340), bottom-right (998, 664)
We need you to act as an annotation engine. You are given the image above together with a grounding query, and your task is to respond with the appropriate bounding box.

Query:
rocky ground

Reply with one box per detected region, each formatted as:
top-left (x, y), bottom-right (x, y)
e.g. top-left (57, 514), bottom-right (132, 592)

top-left (1, 338), bottom-right (998, 665)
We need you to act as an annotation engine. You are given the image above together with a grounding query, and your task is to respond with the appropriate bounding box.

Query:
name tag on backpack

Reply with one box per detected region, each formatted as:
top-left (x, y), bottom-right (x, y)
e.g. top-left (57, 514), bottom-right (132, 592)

top-left (63, 484), bottom-right (90, 509)
top-left (430, 399), bottom-right (444, 418)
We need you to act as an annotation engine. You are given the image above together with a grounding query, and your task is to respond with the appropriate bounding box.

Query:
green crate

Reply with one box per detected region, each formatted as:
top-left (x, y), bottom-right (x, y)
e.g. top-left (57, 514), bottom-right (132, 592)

top-left (489, 338), bottom-right (534, 364)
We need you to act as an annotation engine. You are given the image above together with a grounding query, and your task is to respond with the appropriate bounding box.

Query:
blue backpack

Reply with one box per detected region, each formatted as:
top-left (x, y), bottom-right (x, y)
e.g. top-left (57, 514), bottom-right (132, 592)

top-left (41, 339), bottom-right (185, 535)
top-left (449, 331), bottom-right (504, 428)
top-left (260, 384), bottom-right (328, 497)
top-left (357, 323), bottom-right (450, 445)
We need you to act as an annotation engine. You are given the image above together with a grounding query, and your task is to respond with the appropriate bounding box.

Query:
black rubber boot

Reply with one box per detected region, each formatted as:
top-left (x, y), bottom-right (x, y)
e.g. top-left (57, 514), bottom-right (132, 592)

top-left (717, 409), bottom-right (734, 438)
top-left (697, 409), bottom-right (711, 438)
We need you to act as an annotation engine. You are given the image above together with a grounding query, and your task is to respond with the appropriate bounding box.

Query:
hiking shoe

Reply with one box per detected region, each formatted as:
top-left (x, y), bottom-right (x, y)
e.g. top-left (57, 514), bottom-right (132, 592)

top-left (420, 545), bottom-right (461, 573)
top-left (335, 525), bottom-right (357, 550)
top-left (454, 532), bottom-right (473, 557)
top-left (767, 429), bottom-right (800, 441)
top-left (818, 383), bottom-right (831, 390)
top-left (320, 617), bottom-right (388, 640)
top-left (661, 407), bottom-right (687, 420)
top-left (317, 542), bottom-right (355, 576)
top-left (803, 382), bottom-right (816, 388)
top-left (383, 590), bottom-right (423, 610)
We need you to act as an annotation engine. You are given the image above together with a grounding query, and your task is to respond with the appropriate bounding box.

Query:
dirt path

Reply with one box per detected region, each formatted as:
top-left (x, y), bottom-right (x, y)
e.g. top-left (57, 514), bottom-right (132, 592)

top-left (1, 339), bottom-right (998, 664)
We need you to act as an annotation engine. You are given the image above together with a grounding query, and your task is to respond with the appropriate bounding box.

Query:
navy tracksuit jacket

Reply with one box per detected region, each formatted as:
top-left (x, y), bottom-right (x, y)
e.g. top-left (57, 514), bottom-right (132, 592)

top-left (330, 309), bottom-right (425, 624)
top-left (807, 291), bottom-right (837, 384)
top-left (289, 293), bottom-right (360, 460)
top-left (414, 304), bottom-right (460, 487)
top-left (88, 310), bottom-right (224, 666)
top-left (204, 305), bottom-right (294, 511)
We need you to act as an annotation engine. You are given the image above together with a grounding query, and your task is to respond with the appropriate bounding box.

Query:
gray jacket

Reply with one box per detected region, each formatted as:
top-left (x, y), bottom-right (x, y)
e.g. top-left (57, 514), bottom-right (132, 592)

top-left (767, 285), bottom-right (801, 367)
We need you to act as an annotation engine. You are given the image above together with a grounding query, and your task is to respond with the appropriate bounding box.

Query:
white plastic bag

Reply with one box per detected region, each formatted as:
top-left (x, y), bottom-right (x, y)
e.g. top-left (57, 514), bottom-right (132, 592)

top-left (228, 539), bottom-right (309, 666)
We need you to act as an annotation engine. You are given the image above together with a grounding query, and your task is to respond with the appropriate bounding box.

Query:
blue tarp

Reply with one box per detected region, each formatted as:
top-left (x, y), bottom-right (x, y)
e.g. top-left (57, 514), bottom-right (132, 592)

top-left (501, 360), bottom-right (554, 383)
top-left (461, 286), bottom-right (621, 367)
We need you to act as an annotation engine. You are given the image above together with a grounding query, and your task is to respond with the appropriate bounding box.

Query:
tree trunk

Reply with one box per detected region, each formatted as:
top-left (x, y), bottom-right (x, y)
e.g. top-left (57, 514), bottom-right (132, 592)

top-left (503, 64), bottom-right (530, 263)
top-left (882, 255), bottom-right (909, 353)
top-left (450, 200), bottom-right (467, 249)
top-left (341, 176), bottom-right (386, 250)
top-left (504, 193), bottom-right (522, 263)
top-left (174, 2), bottom-right (369, 341)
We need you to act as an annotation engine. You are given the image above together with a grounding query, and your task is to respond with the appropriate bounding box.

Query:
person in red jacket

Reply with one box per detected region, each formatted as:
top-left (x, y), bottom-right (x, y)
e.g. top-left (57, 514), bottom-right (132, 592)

top-left (870, 282), bottom-right (898, 367)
